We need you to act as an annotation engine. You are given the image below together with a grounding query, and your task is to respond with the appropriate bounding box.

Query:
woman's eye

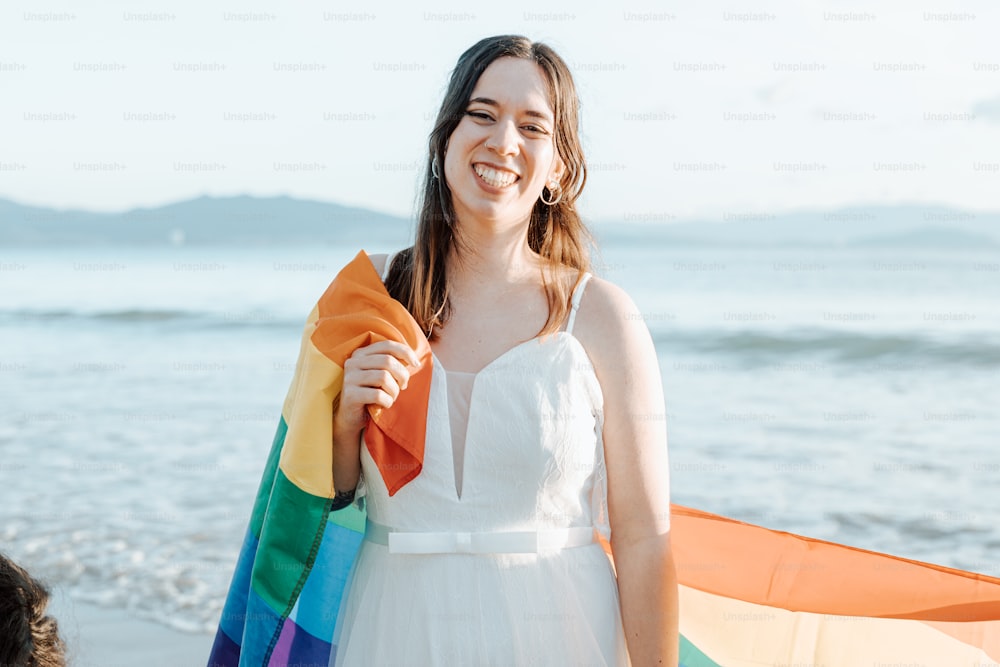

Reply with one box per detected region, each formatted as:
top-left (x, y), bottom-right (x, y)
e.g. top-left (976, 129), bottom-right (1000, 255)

top-left (465, 111), bottom-right (548, 135)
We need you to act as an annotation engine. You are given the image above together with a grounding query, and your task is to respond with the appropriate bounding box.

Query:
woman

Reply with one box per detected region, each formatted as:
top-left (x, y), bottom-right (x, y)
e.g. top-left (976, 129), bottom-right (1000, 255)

top-left (330, 35), bottom-right (677, 666)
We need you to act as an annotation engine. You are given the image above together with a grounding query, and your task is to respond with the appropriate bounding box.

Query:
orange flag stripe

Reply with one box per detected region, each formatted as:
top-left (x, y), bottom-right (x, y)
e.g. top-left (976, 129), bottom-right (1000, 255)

top-left (671, 505), bottom-right (1000, 621)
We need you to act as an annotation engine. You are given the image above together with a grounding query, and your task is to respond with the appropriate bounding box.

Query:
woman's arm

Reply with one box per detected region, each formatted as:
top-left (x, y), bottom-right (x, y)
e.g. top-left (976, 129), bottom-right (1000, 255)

top-left (575, 276), bottom-right (679, 667)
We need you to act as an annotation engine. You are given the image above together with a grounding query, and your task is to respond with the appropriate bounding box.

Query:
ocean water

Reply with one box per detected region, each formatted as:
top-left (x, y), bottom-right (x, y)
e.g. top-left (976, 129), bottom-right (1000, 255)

top-left (1, 240), bottom-right (998, 634)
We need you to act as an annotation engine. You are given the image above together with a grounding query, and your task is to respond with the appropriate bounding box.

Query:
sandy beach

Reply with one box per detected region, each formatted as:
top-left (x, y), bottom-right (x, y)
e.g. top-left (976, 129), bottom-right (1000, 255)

top-left (49, 588), bottom-right (213, 667)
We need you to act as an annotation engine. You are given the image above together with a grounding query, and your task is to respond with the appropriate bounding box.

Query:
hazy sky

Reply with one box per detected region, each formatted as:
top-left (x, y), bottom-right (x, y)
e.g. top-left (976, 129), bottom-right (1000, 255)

top-left (1, 0), bottom-right (997, 221)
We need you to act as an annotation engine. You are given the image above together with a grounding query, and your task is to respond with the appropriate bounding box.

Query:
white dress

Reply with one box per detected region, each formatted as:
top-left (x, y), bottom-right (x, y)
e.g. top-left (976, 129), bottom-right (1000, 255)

top-left (330, 257), bottom-right (630, 666)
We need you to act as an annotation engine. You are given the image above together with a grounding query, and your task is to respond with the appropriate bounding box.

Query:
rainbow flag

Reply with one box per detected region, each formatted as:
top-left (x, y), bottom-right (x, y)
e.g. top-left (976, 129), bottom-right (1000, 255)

top-left (209, 249), bottom-right (1000, 666)
top-left (208, 250), bottom-right (432, 666)
top-left (672, 506), bottom-right (1000, 665)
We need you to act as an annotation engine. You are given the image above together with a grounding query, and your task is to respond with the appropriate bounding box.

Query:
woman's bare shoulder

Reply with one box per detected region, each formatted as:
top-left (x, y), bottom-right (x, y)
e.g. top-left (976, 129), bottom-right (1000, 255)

top-left (571, 274), bottom-right (655, 379)
top-left (574, 274), bottom-right (643, 339)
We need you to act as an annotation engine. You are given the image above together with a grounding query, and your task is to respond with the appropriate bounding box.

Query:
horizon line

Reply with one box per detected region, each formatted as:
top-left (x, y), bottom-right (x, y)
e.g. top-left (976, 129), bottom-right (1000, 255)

top-left (1, 191), bottom-right (997, 225)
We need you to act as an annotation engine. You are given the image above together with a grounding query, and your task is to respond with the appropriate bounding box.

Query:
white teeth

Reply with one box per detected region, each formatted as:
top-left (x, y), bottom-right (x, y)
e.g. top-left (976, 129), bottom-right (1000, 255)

top-left (474, 164), bottom-right (517, 188)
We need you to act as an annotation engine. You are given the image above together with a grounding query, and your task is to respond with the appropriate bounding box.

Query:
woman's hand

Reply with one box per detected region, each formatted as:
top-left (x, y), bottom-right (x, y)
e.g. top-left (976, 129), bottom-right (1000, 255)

top-left (331, 339), bottom-right (421, 494)
top-left (334, 339), bottom-right (421, 436)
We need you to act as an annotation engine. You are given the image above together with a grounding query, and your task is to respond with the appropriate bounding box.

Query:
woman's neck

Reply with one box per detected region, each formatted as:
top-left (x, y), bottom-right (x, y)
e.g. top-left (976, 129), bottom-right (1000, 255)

top-left (447, 221), bottom-right (541, 290)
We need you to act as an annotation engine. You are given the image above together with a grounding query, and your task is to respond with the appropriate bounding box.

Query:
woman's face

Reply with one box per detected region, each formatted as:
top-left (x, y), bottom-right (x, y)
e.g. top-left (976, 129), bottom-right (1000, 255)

top-left (443, 56), bottom-right (564, 230)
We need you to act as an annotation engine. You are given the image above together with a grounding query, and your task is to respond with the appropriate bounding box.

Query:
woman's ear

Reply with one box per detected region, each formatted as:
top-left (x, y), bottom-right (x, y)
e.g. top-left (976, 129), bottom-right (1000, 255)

top-left (549, 154), bottom-right (566, 184)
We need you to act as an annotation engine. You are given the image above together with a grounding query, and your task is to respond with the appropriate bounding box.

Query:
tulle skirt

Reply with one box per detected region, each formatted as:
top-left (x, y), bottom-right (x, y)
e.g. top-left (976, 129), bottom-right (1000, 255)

top-left (330, 539), bottom-right (630, 666)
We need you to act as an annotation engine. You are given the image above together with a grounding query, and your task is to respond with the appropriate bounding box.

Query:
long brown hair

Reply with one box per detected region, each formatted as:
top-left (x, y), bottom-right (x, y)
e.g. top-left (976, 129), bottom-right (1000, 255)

top-left (385, 35), bottom-right (592, 340)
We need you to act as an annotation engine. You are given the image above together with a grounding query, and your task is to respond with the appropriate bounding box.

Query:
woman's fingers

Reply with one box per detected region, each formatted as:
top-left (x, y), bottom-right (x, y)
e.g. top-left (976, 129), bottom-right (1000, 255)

top-left (345, 354), bottom-right (408, 393)
top-left (360, 368), bottom-right (402, 401)
top-left (349, 385), bottom-right (395, 410)
top-left (344, 340), bottom-right (421, 406)
top-left (349, 342), bottom-right (418, 383)
top-left (334, 340), bottom-right (422, 437)
top-left (354, 339), bottom-right (421, 367)
top-left (382, 353), bottom-right (411, 390)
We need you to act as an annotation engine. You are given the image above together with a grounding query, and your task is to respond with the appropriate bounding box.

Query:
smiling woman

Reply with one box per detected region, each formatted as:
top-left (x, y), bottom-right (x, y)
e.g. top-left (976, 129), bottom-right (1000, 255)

top-left (208, 35), bottom-right (678, 667)
top-left (343, 35), bottom-right (679, 666)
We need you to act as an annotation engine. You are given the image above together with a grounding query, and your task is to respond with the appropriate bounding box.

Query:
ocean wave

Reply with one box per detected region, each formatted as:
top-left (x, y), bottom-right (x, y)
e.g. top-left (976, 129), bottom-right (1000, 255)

top-left (654, 327), bottom-right (1000, 366)
top-left (0, 308), bottom-right (299, 328)
top-left (5, 310), bottom-right (998, 366)
top-left (827, 510), bottom-right (993, 541)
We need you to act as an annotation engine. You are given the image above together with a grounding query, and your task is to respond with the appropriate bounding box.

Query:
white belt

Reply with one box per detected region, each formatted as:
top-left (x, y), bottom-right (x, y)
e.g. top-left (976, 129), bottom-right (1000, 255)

top-left (365, 519), bottom-right (596, 555)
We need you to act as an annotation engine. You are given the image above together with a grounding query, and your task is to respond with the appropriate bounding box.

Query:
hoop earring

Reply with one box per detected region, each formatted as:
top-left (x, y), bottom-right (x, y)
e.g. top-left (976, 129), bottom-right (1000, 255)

top-left (541, 181), bottom-right (562, 206)
top-left (431, 156), bottom-right (440, 180)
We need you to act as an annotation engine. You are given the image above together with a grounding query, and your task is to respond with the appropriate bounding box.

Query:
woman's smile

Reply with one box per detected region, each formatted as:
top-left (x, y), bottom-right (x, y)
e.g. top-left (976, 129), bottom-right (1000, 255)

top-left (472, 162), bottom-right (520, 190)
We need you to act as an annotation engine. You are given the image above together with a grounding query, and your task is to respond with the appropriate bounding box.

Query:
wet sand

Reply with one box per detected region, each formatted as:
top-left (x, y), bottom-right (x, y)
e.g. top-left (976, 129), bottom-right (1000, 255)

top-left (49, 588), bottom-right (213, 667)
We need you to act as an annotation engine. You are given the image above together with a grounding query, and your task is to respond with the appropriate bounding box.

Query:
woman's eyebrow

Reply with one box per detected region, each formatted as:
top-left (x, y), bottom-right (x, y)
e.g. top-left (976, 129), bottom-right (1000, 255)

top-left (467, 96), bottom-right (553, 122)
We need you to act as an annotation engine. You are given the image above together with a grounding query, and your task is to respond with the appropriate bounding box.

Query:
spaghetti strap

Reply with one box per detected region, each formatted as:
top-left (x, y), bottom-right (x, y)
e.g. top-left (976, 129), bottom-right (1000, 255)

top-left (564, 272), bottom-right (592, 335)
top-left (381, 250), bottom-right (398, 284)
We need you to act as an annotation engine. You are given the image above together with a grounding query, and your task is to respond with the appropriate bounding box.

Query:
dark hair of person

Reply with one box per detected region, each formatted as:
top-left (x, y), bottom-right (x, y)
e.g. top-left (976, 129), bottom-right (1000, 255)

top-left (0, 553), bottom-right (66, 667)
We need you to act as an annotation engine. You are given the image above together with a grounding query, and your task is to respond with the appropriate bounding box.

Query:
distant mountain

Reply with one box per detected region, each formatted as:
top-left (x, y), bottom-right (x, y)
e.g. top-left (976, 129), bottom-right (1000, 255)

top-left (592, 204), bottom-right (1000, 249)
top-left (1, 195), bottom-right (997, 249)
top-left (849, 226), bottom-right (999, 248)
top-left (0, 194), bottom-right (411, 245)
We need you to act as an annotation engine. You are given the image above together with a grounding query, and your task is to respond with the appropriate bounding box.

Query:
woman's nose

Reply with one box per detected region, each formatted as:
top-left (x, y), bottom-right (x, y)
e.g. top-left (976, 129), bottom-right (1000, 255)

top-left (487, 119), bottom-right (519, 155)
